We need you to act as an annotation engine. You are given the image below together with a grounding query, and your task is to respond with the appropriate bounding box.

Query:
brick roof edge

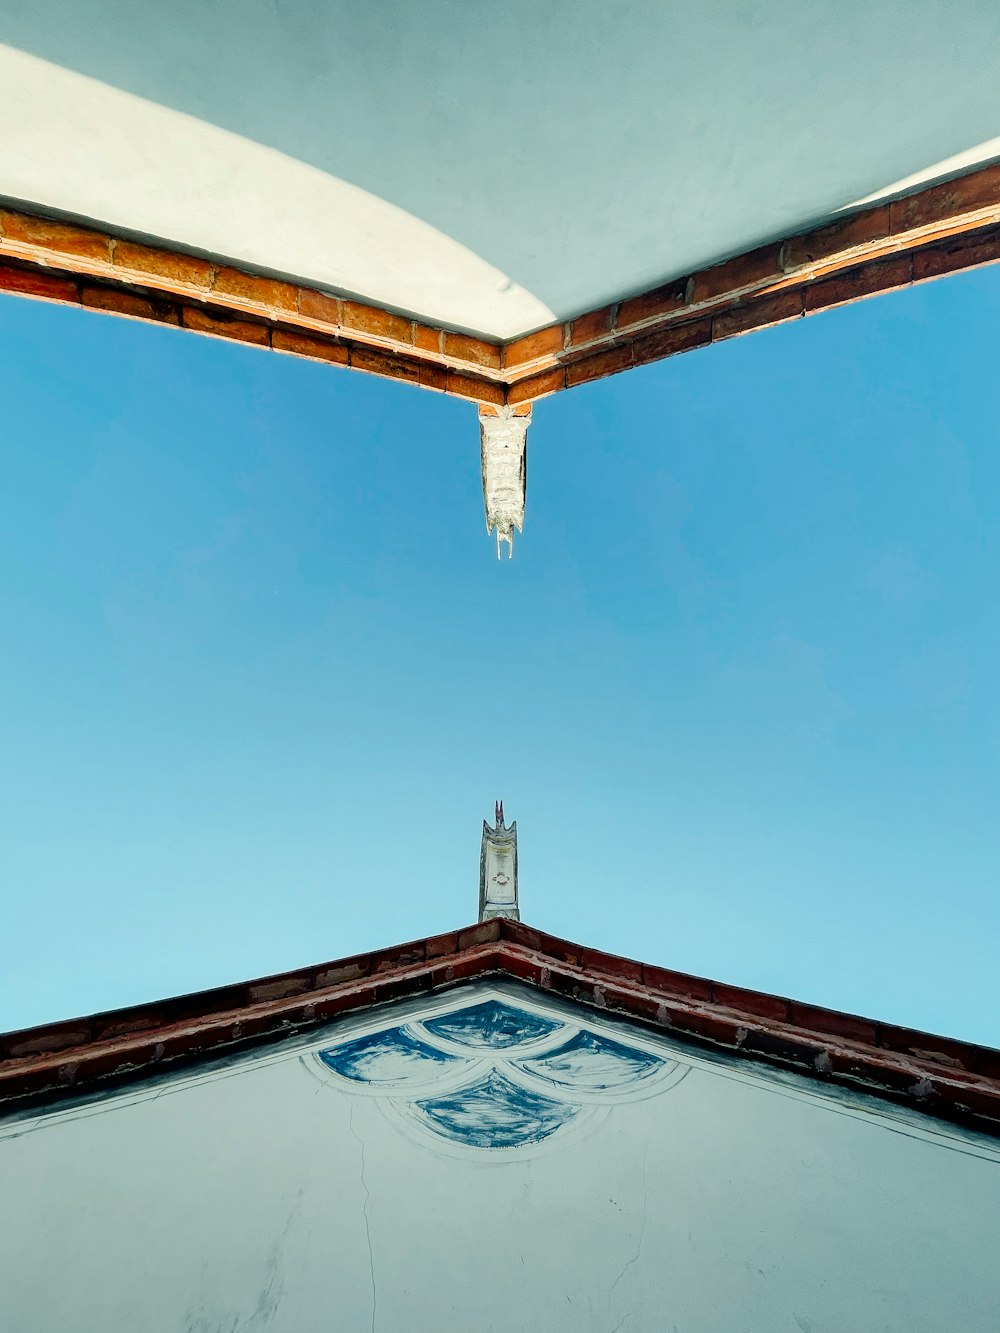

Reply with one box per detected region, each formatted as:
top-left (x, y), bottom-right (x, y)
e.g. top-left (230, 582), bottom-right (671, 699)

top-left (2, 918), bottom-right (998, 1136)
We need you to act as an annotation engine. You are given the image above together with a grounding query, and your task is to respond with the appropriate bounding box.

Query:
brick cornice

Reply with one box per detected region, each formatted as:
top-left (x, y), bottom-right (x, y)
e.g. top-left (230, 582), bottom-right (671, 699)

top-left (2, 918), bottom-right (998, 1139)
top-left (3, 160), bottom-right (1000, 406)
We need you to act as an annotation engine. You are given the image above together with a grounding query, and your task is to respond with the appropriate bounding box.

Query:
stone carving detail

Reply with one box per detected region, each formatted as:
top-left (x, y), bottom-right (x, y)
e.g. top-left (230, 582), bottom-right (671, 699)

top-left (480, 406), bottom-right (530, 557)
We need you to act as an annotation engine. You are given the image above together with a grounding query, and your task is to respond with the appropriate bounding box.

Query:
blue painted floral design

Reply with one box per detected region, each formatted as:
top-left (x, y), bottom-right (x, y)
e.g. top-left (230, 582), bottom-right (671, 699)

top-left (416, 1070), bottom-right (574, 1148)
top-left (317, 996), bottom-right (677, 1151)
top-left (423, 999), bottom-right (559, 1049)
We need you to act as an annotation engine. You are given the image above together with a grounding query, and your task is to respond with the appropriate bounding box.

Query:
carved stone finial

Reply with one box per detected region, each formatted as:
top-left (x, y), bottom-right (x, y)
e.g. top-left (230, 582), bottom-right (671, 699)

top-left (479, 803), bottom-right (519, 922)
top-left (480, 405), bottom-right (531, 558)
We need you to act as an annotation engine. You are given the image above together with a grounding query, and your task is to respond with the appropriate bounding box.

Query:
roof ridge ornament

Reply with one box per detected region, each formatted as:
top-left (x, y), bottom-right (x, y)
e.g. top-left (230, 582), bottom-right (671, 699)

top-left (480, 405), bottom-right (531, 558)
top-left (479, 800), bottom-right (519, 922)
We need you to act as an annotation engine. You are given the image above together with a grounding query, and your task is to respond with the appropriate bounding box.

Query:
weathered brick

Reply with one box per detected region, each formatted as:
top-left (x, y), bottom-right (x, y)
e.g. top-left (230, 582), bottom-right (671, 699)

top-left (112, 240), bottom-right (212, 290)
top-left (424, 931), bottom-right (459, 959)
top-left (446, 371), bottom-right (504, 405)
top-left (181, 306), bottom-right (270, 345)
top-left (0, 264), bottom-right (78, 303)
top-left (617, 280), bottom-right (689, 331)
top-left (712, 290), bottom-right (803, 340)
top-left (457, 921), bottom-right (501, 951)
top-left (503, 324), bottom-right (565, 368)
top-left (0, 211), bottom-right (111, 265)
top-left (912, 230), bottom-right (1000, 282)
top-left (804, 255), bottom-right (913, 312)
top-left (641, 964), bottom-right (712, 1003)
top-left (789, 1003), bottom-right (877, 1046)
top-left (568, 306), bottom-right (615, 347)
top-left (351, 346), bottom-right (420, 384)
top-left (272, 328), bottom-right (349, 365)
top-left (298, 287), bottom-right (342, 329)
top-left (565, 344), bottom-right (633, 387)
top-left (633, 317), bottom-right (712, 365)
top-left (81, 285), bottom-right (180, 324)
top-left (443, 330), bottom-right (502, 371)
top-left (212, 266), bottom-right (297, 314)
top-left (712, 983), bottom-right (789, 1022)
top-left (506, 367), bottom-right (566, 403)
top-left (691, 244), bottom-right (783, 306)
top-left (891, 161), bottom-right (1000, 233)
top-left (412, 322), bottom-right (442, 354)
top-left (372, 946), bottom-right (425, 973)
top-left (582, 948), bottom-right (642, 984)
top-left (314, 960), bottom-right (369, 988)
top-left (782, 206), bottom-right (891, 271)
top-left (247, 975), bottom-right (312, 1004)
top-left (341, 300), bottom-right (412, 346)
top-left (418, 362), bottom-right (448, 392)
top-left (5, 1023), bottom-right (92, 1060)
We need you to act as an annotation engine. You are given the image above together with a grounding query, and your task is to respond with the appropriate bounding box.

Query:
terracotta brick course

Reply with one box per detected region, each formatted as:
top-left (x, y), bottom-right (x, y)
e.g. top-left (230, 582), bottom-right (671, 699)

top-left (891, 161), bottom-right (1000, 233)
top-left (181, 306), bottom-right (271, 346)
top-left (804, 254), bottom-right (913, 313)
top-left (712, 983), bottom-right (789, 1022)
top-left (272, 328), bottom-right (349, 365)
top-left (506, 367), bottom-right (566, 403)
top-left (0, 210), bottom-right (111, 265)
top-left (617, 280), bottom-right (689, 332)
top-left (0, 264), bottom-right (79, 303)
top-left (111, 240), bottom-right (213, 291)
top-left (782, 206), bottom-right (891, 271)
top-left (341, 300), bottom-right (413, 346)
top-left (297, 287), bottom-right (342, 330)
top-left (691, 243), bottom-right (783, 306)
top-left (81, 285), bottom-right (180, 324)
top-left (641, 964), bottom-right (713, 1004)
top-left (445, 371), bottom-right (505, 406)
top-left (503, 323), bottom-right (566, 369)
top-left (632, 317), bottom-right (711, 366)
top-left (212, 266), bottom-right (298, 315)
top-left (443, 330), bottom-right (502, 371)
top-left (712, 290), bottom-right (803, 341)
top-left (568, 306), bottom-right (616, 348)
top-left (566, 343), bottom-right (633, 387)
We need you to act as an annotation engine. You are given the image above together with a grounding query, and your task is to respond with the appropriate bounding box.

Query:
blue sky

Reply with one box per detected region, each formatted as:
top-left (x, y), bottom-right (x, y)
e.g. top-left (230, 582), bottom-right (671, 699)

top-left (2, 269), bottom-right (999, 1045)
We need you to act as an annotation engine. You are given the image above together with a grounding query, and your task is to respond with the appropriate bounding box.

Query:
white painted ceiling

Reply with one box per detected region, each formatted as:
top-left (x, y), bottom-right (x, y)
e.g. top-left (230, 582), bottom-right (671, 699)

top-left (1, 2), bottom-right (999, 339)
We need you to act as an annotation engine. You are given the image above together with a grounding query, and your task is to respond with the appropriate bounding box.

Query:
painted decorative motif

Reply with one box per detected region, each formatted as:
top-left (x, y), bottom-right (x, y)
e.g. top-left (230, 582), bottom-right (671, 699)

top-left (317, 996), bottom-right (683, 1151)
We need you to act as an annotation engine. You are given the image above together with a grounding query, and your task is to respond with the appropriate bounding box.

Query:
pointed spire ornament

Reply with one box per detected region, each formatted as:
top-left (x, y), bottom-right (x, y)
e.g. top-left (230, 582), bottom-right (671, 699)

top-left (479, 800), bottom-right (519, 922)
top-left (480, 405), bottom-right (530, 558)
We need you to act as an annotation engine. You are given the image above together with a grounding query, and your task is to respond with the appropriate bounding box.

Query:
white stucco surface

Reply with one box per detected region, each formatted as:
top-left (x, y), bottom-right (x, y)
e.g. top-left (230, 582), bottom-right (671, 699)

top-left (1, 3), bottom-right (999, 337)
top-left (1, 980), bottom-right (998, 1332)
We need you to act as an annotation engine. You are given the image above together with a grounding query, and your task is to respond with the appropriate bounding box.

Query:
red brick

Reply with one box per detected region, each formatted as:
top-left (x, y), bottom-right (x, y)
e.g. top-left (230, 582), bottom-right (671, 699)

top-left (0, 264), bottom-right (79, 303)
top-left (341, 300), bottom-right (412, 346)
top-left (247, 975), bottom-right (311, 1004)
top-left (740, 1028), bottom-right (822, 1066)
top-left (298, 287), bottom-right (342, 329)
top-left (782, 206), bottom-right (891, 271)
top-left (503, 324), bottom-right (565, 368)
top-left (314, 959), bottom-right (370, 988)
top-left (92, 1013), bottom-right (160, 1041)
top-left (912, 230), bottom-right (1000, 282)
top-left (673, 1009), bottom-right (744, 1046)
top-left (712, 983), bottom-right (789, 1022)
top-left (497, 950), bottom-right (545, 985)
top-left (181, 306), bottom-right (270, 346)
top-left (212, 267), bottom-right (297, 315)
top-left (500, 921), bottom-right (541, 949)
top-left (891, 161), bottom-right (1000, 233)
top-left (311, 985), bottom-right (377, 1020)
top-left (412, 322), bottom-right (442, 354)
top-left (0, 211), bottom-right (111, 265)
top-left (425, 931), bottom-right (459, 959)
top-left (5, 1023), bottom-right (92, 1060)
top-left (789, 1003), bottom-right (877, 1046)
top-left (617, 280), bottom-right (689, 331)
top-left (81, 285), bottom-right (180, 323)
top-left (568, 306), bottom-right (615, 347)
top-left (565, 344), bottom-right (633, 387)
top-left (443, 330), bottom-right (502, 371)
top-left (524, 932), bottom-right (583, 967)
top-left (506, 367), bottom-right (566, 403)
top-left (112, 240), bottom-right (212, 290)
top-left (641, 964), bottom-right (713, 1003)
top-left (418, 362), bottom-right (448, 392)
top-left (446, 371), bottom-right (505, 405)
top-left (581, 948), bottom-right (642, 984)
top-left (712, 290), bottom-right (804, 341)
top-left (350, 346), bottom-right (420, 385)
top-left (691, 244), bottom-right (783, 305)
top-left (632, 317), bottom-right (712, 366)
top-left (804, 255), bottom-right (913, 312)
top-left (457, 921), bottom-right (501, 951)
top-left (371, 946), bottom-right (425, 973)
top-left (272, 328), bottom-right (349, 365)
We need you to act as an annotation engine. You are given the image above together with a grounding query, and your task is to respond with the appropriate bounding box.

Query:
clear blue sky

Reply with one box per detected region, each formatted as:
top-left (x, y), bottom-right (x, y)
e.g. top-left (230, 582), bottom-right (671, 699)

top-left (2, 268), bottom-right (999, 1045)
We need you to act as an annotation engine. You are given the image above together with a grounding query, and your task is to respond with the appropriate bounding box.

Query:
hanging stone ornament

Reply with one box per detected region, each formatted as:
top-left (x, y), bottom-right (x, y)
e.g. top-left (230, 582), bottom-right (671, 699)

top-left (480, 405), bottom-right (531, 558)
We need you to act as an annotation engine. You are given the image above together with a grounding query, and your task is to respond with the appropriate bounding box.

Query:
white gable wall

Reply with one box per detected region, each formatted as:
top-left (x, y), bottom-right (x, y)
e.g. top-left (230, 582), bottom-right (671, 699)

top-left (1, 981), bottom-right (997, 1332)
